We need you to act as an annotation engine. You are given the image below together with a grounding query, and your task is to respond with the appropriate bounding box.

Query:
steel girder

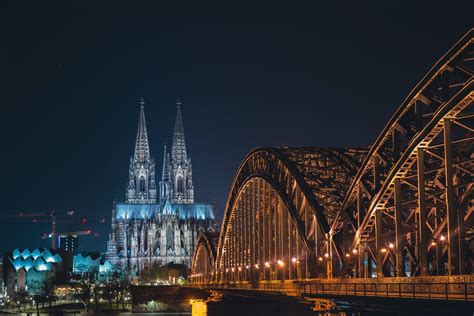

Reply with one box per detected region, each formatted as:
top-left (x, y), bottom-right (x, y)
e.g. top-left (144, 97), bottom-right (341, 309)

top-left (190, 233), bottom-right (218, 283)
top-left (330, 29), bottom-right (474, 277)
top-left (214, 147), bottom-right (364, 281)
top-left (192, 29), bottom-right (474, 282)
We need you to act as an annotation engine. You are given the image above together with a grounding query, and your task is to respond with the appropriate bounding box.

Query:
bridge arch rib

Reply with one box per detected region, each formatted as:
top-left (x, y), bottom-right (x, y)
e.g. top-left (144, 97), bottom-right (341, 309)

top-left (190, 232), bottom-right (219, 284)
top-left (215, 147), bottom-right (366, 282)
top-left (191, 29), bottom-right (474, 284)
top-left (330, 28), bottom-right (474, 278)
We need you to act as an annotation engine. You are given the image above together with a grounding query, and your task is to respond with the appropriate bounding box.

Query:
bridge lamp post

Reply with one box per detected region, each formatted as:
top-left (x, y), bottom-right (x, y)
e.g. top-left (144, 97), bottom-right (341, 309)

top-left (277, 260), bottom-right (284, 280)
top-left (291, 257), bottom-right (297, 279)
top-left (264, 261), bottom-right (270, 280)
top-left (254, 263), bottom-right (259, 279)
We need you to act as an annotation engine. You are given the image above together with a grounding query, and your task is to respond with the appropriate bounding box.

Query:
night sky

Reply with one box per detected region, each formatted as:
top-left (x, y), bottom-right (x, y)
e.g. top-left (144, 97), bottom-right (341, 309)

top-left (1, 2), bottom-right (472, 253)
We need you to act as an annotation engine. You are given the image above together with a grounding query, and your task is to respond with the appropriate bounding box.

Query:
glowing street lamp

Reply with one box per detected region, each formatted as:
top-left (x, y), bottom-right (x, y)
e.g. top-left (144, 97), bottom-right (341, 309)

top-left (291, 257), bottom-right (297, 263)
top-left (324, 253), bottom-right (329, 258)
top-left (264, 261), bottom-right (270, 268)
top-left (440, 235), bottom-right (446, 241)
top-left (388, 243), bottom-right (394, 249)
top-left (254, 264), bottom-right (260, 269)
top-left (380, 248), bottom-right (387, 253)
top-left (352, 248), bottom-right (357, 254)
top-left (277, 260), bottom-right (284, 267)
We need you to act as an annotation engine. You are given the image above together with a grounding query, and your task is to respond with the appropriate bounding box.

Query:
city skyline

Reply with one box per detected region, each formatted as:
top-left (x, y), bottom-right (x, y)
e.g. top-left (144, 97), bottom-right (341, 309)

top-left (1, 2), bottom-right (472, 253)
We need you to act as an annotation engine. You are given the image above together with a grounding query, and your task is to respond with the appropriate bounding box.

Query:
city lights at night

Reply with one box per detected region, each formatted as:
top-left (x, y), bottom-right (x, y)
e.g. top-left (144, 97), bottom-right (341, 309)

top-left (0, 1), bottom-right (472, 315)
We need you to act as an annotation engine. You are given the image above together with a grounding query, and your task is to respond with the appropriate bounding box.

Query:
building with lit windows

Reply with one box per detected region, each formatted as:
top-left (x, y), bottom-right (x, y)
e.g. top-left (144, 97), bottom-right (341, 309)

top-left (106, 98), bottom-right (217, 274)
top-left (2, 248), bottom-right (66, 297)
top-left (58, 235), bottom-right (79, 255)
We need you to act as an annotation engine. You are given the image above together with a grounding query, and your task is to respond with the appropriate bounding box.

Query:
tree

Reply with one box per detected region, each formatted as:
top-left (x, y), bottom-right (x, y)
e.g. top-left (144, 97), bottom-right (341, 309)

top-left (29, 277), bottom-right (54, 316)
top-left (103, 279), bottom-right (115, 311)
top-left (91, 283), bottom-right (101, 312)
top-left (74, 274), bottom-right (94, 312)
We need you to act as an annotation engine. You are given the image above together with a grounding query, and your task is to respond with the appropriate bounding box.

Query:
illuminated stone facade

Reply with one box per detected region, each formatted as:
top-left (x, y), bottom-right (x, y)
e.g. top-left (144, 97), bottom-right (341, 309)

top-left (106, 99), bottom-right (216, 273)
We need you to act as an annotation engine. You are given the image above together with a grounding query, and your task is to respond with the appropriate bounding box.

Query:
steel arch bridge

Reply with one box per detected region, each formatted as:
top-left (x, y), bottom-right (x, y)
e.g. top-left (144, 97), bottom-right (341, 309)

top-left (190, 29), bottom-right (474, 296)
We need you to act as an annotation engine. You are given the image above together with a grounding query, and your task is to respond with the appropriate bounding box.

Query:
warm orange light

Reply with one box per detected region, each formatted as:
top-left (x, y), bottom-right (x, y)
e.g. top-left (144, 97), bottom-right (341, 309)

top-left (431, 241), bottom-right (436, 247)
top-left (352, 248), bottom-right (357, 254)
top-left (318, 257), bottom-right (323, 261)
top-left (254, 264), bottom-right (259, 269)
top-left (388, 243), bottom-right (394, 249)
top-left (381, 248), bottom-right (387, 253)
top-left (264, 262), bottom-right (270, 268)
top-left (231, 267), bottom-right (235, 272)
top-left (345, 253), bottom-right (350, 258)
top-left (324, 253), bottom-right (329, 258)
top-left (440, 235), bottom-right (446, 241)
top-left (291, 257), bottom-right (297, 263)
top-left (225, 268), bottom-right (229, 273)
top-left (277, 260), bottom-right (284, 267)
top-left (245, 265), bottom-right (250, 269)
top-left (238, 266), bottom-right (242, 272)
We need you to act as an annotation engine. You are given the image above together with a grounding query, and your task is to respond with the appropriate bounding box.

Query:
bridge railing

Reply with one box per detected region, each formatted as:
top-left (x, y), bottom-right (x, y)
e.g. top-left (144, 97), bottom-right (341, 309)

top-left (190, 278), bottom-right (474, 302)
top-left (296, 281), bottom-right (474, 302)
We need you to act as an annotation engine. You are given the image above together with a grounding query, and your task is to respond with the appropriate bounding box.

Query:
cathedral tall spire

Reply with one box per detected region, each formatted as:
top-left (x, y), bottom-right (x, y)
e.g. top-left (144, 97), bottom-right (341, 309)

top-left (171, 98), bottom-right (187, 164)
top-left (160, 98), bottom-right (194, 204)
top-left (162, 144), bottom-right (169, 181)
top-left (126, 98), bottom-right (156, 204)
top-left (134, 98), bottom-right (151, 163)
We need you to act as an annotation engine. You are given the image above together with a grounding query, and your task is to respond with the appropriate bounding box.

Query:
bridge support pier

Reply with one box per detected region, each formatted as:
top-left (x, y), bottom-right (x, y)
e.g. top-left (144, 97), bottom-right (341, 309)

top-left (444, 118), bottom-right (463, 275)
top-left (375, 208), bottom-right (384, 277)
top-left (394, 178), bottom-right (405, 277)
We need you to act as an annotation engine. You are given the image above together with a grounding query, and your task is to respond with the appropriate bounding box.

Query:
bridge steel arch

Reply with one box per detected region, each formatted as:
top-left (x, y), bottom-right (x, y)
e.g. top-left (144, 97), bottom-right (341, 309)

top-left (190, 29), bottom-right (474, 285)
top-left (190, 233), bottom-right (219, 284)
top-left (214, 147), bottom-right (366, 282)
top-left (328, 29), bottom-right (474, 279)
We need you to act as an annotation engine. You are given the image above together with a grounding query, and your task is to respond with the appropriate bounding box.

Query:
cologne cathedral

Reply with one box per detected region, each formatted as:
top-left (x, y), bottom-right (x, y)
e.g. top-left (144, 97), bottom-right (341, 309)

top-left (106, 98), bottom-right (217, 273)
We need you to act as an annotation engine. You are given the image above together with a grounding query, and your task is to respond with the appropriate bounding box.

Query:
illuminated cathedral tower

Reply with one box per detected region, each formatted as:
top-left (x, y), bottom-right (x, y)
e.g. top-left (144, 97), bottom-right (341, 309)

top-left (126, 98), bottom-right (157, 204)
top-left (106, 98), bottom-right (217, 272)
top-left (160, 99), bottom-right (194, 204)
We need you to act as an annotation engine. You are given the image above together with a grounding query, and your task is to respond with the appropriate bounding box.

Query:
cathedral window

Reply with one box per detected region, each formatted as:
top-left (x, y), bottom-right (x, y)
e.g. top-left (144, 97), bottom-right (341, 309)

top-left (166, 225), bottom-right (174, 250)
top-left (177, 177), bottom-right (184, 193)
top-left (139, 176), bottom-right (146, 192)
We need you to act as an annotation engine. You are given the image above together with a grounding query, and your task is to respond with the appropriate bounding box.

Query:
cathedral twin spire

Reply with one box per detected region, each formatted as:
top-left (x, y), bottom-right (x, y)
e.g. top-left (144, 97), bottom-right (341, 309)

top-left (171, 98), bottom-right (188, 164)
top-left (127, 97), bottom-right (194, 205)
top-left (133, 98), bottom-right (151, 163)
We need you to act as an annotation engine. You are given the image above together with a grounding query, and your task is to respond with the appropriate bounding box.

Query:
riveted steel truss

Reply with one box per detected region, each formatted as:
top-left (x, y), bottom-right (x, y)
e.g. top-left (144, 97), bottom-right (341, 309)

top-left (214, 147), bottom-right (365, 281)
top-left (329, 29), bottom-right (474, 278)
top-left (191, 29), bottom-right (474, 283)
top-left (190, 233), bottom-right (218, 283)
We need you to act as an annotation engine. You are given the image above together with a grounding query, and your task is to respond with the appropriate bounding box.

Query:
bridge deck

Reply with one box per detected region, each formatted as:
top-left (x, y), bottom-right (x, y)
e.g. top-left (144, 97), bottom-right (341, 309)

top-left (191, 276), bottom-right (474, 302)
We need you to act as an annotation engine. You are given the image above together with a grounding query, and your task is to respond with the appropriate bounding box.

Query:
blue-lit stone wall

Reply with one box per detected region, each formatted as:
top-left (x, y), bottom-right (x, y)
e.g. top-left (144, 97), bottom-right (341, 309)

top-left (115, 202), bottom-right (215, 220)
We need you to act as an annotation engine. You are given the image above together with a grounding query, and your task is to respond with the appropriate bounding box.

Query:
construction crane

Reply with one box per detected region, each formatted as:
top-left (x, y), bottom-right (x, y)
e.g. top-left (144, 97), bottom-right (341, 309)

top-left (42, 230), bottom-right (92, 239)
top-left (18, 210), bottom-right (74, 249)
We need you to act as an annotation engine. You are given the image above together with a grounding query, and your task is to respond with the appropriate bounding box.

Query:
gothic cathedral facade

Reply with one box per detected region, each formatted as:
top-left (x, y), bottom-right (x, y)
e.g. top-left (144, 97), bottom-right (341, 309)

top-left (106, 98), bottom-right (217, 273)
